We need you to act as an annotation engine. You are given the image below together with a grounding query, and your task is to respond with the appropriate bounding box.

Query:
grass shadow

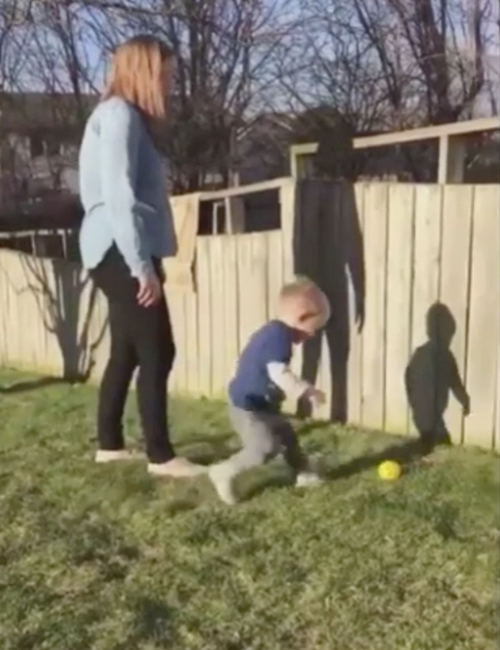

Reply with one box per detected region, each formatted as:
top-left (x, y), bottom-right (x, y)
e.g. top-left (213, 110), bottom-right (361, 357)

top-left (129, 597), bottom-right (175, 644)
top-left (295, 419), bottom-right (338, 437)
top-left (174, 431), bottom-right (238, 465)
top-left (239, 466), bottom-right (294, 503)
top-left (0, 376), bottom-right (76, 394)
top-left (236, 435), bottom-right (431, 503)
top-left (328, 437), bottom-right (443, 481)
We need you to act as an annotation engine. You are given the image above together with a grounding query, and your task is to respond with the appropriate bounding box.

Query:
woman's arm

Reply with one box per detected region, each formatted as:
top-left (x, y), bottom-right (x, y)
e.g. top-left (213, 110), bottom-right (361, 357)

top-left (99, 100), bottom-right (153, 278)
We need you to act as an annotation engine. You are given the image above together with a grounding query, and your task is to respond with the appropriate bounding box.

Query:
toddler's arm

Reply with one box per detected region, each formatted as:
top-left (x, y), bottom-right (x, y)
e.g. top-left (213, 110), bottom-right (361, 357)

top-left (267, 362), bottom-right (324, 405)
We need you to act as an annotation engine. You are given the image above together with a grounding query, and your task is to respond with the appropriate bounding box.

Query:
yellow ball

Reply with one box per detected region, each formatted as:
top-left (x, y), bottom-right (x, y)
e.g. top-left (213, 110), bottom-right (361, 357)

top-left (377, 460), bottom-right (402, 481)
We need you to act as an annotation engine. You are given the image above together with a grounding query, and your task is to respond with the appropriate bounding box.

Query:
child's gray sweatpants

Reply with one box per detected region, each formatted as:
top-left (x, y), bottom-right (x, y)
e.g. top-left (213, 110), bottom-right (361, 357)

top-left (226, 403), bottom-right (309, 475)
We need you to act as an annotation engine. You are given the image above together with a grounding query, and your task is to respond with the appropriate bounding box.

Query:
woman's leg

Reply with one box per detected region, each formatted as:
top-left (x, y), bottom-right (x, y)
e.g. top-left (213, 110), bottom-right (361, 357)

top-left (92, 247), bottom-right (204, 475)
top-left (97, 299), bottom-right (137, 451)
top-left (91, 247), bottom-right (138, 455)
top-left (132, 292), bottom-right (176, 463)
top-left (129, 290), bottom-right (205, 476)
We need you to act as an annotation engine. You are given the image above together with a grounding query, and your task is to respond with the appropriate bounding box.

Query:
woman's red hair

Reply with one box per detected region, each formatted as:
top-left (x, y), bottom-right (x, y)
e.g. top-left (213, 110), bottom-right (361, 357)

top-left (102, 35), bottom-right (174, 120)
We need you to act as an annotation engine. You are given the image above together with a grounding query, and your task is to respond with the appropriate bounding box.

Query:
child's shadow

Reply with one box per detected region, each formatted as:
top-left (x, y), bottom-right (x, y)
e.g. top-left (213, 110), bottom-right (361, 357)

top-left (405, 302), bottom-right (470, 452)
top-left (329, 303), bottom-right (472, 483)
top-left (173, 431), bottom-right (237, 465)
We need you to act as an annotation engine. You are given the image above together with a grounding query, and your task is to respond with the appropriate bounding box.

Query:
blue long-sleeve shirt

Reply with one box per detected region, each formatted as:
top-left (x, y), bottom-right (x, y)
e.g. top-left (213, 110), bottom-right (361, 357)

top-left (78, 96), bottom-right (177, 278)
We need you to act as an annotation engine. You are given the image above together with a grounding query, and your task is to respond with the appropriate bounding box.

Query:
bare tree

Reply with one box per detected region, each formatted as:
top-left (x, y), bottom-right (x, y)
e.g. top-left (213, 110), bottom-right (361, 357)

top-left (356, 0), bottom-right (493, 123)
top-left (0, 1), bottom-right (37, 202)
top-left (276, 2), bottom-right (391, 133)
top-left (72, 0), bottom-right (291, 191)
top-left (12, 2), bottom-right (107, 193)
top-left (0, 0), bottom-right (33, 91)
top-left (2, 0), bottom-right (293, 197)
top-left (3, 0), bottom-right (495, 193)
top-left (291, 0), bottom-right (496, 128)
top-left (279, 0), bottom-right (497, 180)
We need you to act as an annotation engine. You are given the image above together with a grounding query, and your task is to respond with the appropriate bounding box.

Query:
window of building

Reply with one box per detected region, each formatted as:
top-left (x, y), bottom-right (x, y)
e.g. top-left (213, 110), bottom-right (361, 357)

top-left (29, 134), bottom-right (44, 158)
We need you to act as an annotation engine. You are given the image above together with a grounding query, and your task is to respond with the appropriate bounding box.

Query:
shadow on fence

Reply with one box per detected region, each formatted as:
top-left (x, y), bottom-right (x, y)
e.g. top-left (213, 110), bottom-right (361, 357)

top-left (19, 255), bottom-right (107, 381)
top-left (294, 181), bottom-right (365, 423)
top-left (406, 302), bottom-right (471, 452)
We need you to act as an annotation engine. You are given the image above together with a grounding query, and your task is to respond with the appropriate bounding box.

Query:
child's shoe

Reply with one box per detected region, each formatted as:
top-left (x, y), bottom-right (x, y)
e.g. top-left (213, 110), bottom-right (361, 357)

top-left (295, 472), bottom-right (323, 487)
top-left (208, 461), bottom-right (237, 505)
top-left (148, 457), bottom-right (207, 478)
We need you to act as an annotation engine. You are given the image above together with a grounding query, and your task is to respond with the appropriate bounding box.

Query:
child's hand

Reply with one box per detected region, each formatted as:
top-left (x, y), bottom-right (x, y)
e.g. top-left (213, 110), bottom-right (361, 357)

top-left (305, 386), bottom-right (326, 408)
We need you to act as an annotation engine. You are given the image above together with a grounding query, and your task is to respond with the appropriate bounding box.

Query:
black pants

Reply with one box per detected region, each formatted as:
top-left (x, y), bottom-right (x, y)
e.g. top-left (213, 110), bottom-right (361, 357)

top-left (91, 246), bottom-right (176, 463)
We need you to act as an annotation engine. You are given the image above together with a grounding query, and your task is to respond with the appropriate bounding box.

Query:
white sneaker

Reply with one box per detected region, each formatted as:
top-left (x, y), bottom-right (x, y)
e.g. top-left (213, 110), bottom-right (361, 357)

top-left (95, 449), bottom-right (141, 464)
top-left (148, 457), bottom-right (207, 478)
top-left (208, 462), bottom-right (237, 505)
top-left (295, 472), bottom-right (323, 488)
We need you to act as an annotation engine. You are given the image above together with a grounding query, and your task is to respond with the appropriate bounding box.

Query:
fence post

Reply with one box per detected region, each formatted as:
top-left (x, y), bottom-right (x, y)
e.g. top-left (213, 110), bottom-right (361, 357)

top-left (437, 134), bottom-right (466, 183)
top-left (225, 196), bottom-right (245, 233)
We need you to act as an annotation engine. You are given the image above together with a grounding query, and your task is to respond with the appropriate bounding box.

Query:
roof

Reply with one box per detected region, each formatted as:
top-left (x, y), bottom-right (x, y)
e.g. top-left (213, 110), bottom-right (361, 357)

top-left (0, 92), bottom-right (98, 134)
top-left (0, 193), bottom-right (83, 232)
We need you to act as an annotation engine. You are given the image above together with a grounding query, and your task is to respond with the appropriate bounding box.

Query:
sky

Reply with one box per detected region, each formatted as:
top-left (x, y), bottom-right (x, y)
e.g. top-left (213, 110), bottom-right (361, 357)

top-left (3, 0), bottom-right (498, 117)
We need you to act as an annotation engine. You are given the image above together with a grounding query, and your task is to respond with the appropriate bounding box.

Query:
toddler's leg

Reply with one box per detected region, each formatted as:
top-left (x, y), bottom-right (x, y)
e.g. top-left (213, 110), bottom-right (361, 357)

top-left (273, 416), bottom-right (308, 474)
top-left (208, 405), bottom-right (279, 504)
top-left (228, 405), bottom-right (280, 471)
top-left (274, 417), bottom-right (323, 487)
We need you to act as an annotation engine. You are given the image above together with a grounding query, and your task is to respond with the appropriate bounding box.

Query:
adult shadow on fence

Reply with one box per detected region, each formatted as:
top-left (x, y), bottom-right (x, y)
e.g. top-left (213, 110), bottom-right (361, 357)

top-left (293, 181), bottom-right (365, 423)
top-left (19, 255), bottom-right (108, 381)
top-left (405, 302), bottom-right (470, 452)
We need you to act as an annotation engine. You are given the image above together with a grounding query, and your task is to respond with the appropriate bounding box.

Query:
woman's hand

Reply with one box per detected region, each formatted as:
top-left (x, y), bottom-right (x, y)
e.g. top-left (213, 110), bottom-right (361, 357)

top-left (137, 270), bottom-right (162, 307)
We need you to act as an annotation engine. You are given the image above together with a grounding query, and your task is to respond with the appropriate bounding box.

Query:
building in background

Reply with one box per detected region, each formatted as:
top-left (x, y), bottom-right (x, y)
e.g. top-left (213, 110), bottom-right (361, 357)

top-left (0, 92), bottom-right (97, 205)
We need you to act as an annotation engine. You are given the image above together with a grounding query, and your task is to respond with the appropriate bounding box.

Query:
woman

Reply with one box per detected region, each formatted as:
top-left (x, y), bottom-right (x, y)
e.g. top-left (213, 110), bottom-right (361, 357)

top-left (78, 35), bottom-right (204, 478)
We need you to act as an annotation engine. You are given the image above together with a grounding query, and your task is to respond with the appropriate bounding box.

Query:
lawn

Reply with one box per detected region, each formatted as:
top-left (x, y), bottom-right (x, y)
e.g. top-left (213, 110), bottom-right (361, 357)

top-left (0, 370), bottom-right (498, 650)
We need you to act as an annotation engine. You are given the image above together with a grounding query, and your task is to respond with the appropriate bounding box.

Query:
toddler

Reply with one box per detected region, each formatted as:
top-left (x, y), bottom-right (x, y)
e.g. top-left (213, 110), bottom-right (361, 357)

top-left (208, 277), bottom-right (331, 504)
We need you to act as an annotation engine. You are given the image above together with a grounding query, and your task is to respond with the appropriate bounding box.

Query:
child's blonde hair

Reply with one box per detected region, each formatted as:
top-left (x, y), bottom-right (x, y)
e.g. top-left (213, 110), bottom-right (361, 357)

top-left (278, 276), bottom-right (331, 331)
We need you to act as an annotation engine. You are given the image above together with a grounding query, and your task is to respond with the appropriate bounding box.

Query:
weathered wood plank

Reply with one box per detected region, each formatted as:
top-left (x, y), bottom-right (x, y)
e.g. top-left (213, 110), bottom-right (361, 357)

top-left (236, 233), bottom-right (268, 352)
top-left (207, 236), bottom-right (227, 395)
top-left (167, 291), bottom-right (186, 392)
top-left (222, 235), bottom-right (240, 386)
top-left (361, 184), bottom-right (388, 431)
top-left (439, 185), bottom-right (474, 444)
top-left (464, 185), bottom-right (500, 449)
top-left (195, 237), bottom-right (212, 396)
top-left (346, 183), bottom-right (366, 426)
top-left (408, 185), bottom-right (443, 438)
top-left (385, 184), bottom-right (415, 434)
top-left (279, 178), bottom-right (297, 283)
top-left (183, 291), bottom-right (199, 395)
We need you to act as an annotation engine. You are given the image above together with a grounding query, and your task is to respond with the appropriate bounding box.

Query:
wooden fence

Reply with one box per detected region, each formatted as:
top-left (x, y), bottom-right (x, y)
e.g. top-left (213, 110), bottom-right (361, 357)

top-left (0, 179), bottom-right (498, 451)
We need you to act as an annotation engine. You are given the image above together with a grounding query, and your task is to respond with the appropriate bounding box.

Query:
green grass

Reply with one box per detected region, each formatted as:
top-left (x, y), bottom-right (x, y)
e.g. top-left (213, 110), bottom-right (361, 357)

top-left (0, 369), bottom-right (498, 650)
